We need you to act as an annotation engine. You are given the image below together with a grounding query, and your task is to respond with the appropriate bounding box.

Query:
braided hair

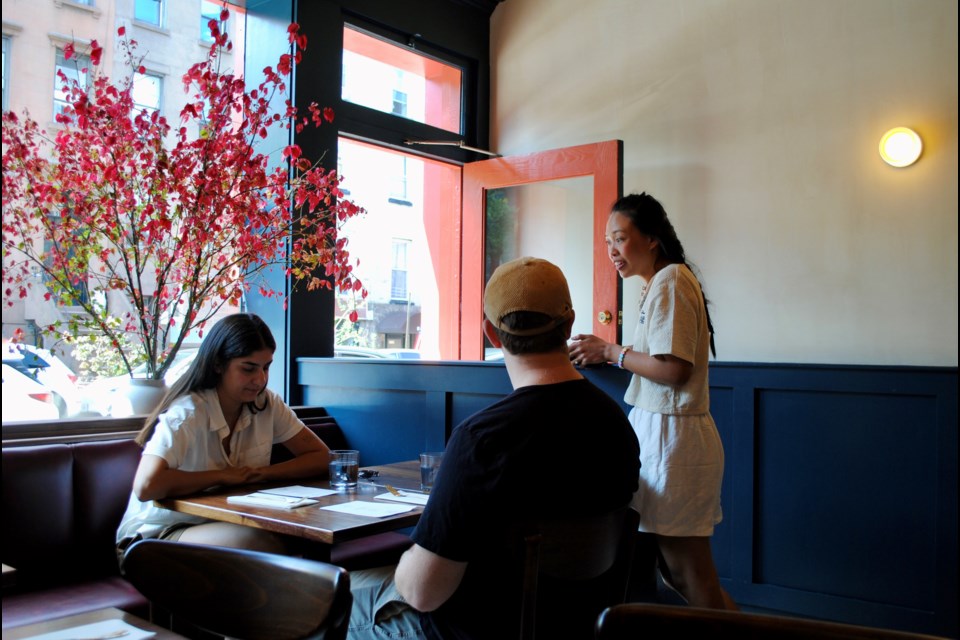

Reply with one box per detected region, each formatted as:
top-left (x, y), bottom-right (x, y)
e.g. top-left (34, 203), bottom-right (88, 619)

top-left (612, 193), bottom-right (716, 357)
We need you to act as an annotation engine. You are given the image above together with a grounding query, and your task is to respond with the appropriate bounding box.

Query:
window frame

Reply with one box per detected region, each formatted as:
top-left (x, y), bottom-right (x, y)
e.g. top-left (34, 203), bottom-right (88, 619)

top-left (132, 70), bottom-right (164, 118)
top-left (52, 46), bottom-right (92, 118)
top-left (200, 0), bottom-right (226, 43)
top-left (134, 0), bottom-right (165, 29)
top-left (2, 34), bottom-right (10, 112)
top-left (335, 15), bottom-right (483, 167)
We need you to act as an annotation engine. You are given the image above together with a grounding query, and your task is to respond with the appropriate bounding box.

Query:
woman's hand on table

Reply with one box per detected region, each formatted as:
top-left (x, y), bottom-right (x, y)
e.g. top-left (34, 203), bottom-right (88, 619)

top-left (220, 466), bottom-right (259, 486)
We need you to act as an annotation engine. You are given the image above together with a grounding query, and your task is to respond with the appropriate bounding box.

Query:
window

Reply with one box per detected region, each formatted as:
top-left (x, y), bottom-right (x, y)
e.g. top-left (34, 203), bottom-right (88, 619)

top-left (336, 138), bottom-right (460, 358)
top-left (200, 1), bottom-right (224, 43)
top-left (2, 36), bottom-right (10, 112)
top-left (392, 88), bottom-right (407, 117)
top-left (390, 156), bottom-right (409, 203)
top-left (132, 71), bottom-right (162, 117)
top-left (391, 239), bottom-right (410, 301)
top-left (328, 14), bottom-right (488, 361)
top-left (134, 0), bottom-right (163, 27)
top-left (53, 48), bottom-right (90, 117)
top-left (342, 26), bottom-right (462, 134)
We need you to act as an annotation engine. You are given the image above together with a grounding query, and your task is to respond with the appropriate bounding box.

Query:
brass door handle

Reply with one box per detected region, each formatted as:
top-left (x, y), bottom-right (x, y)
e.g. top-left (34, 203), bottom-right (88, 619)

top-left (598, 310), bottom-right (613, 325)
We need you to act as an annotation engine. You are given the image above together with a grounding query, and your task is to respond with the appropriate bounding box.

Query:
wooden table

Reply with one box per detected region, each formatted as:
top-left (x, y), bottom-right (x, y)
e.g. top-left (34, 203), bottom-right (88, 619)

top-left (156, 460), bottom-right (425, 547)
top-left (4, 606), bottom-right (186, 639)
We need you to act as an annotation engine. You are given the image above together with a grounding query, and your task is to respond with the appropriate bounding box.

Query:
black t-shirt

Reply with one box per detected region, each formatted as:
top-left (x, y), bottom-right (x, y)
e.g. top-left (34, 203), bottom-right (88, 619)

top-left (411, 378), bottom-right (640, 640)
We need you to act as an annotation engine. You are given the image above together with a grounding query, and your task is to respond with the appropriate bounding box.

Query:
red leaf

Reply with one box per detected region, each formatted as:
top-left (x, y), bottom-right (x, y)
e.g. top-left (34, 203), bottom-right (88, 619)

top-left (90, 41), bottom-right (103, 66)
top-left (349, 310), bottom-right (359, 323)
top-left (118, 26), bottom-right (126, 36)
top-left (64, 43), bottom-right (75, 60)
top-left (323, 107), bottom-right (335, 123)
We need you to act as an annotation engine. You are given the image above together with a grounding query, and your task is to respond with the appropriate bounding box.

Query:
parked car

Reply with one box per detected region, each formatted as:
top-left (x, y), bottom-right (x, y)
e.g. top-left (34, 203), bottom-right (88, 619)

top-left (333, 346), bottom-right (387, 359)
top-left (2, 363), bottom-right (60, 422)
top-left (334, 346), bottom-right (422, 359)
top-left (378, 349), bottom-right (422, 359)
top-left (2, 342), bottom-right (84, 417)
top-left (79, 347), bottom-right (199, 416)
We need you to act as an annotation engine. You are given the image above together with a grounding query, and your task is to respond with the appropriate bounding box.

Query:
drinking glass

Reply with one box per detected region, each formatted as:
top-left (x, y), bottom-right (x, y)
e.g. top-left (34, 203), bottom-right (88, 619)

top-left (330, 449), bottom-right (360, 489)
top-left (419, 452), bottom-right (444, 493)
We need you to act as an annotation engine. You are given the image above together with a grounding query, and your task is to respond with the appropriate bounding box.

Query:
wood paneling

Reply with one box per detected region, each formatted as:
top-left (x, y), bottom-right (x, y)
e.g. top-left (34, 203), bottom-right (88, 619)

top-left (298, 357), bottom-right (957, 637)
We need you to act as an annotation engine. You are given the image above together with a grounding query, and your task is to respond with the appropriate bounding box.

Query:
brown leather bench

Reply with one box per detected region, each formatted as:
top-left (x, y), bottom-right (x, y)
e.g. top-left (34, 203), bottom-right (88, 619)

top-left (2, 411), bottom-right (410, 630)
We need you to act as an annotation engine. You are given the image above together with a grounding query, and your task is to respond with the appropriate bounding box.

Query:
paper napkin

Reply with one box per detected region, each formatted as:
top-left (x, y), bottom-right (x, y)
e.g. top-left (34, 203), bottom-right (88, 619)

top-left (259, 485), bottom-right (338, 499)
top-left (22, 619), bottom-right (156, 640)
top-left (374, 491), bottom-right (430, 506)
top-left (320, 502), bottom-right (415, 518)
top-left (226, 492), bottom-right (318, 509)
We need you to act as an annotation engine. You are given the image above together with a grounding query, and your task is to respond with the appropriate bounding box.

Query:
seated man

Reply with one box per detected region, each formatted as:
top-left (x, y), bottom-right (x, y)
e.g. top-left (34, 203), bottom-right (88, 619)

top-left (349, 257), bottom-right (640, 639)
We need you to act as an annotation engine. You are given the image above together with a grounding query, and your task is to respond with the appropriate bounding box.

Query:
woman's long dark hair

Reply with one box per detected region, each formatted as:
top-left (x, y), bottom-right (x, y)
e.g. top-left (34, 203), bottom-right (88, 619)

top-left (612, 192), bottom-right (716, 357)
top-left (135, 313), bottom-right (277, 446)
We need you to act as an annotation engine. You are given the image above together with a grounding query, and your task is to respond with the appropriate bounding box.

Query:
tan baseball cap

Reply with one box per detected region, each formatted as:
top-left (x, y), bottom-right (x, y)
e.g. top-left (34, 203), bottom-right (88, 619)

top-left (483, 257), bottom-right (574, 336)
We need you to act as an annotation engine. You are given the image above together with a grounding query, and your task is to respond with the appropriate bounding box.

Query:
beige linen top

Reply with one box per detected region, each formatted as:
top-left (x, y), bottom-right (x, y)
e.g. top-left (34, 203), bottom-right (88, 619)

top-left (623, 263), bottom-right (711, 415)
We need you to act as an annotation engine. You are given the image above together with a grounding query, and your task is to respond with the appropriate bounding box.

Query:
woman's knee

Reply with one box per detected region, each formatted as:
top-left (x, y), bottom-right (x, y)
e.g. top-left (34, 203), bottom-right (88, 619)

top-left (178, 522), bottom-right (288, 553)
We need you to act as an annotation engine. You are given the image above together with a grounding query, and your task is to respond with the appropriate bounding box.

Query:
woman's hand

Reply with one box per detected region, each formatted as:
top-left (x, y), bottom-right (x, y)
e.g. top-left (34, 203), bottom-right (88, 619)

top-left (220, 465), bottom-right (259, 486)
top-left (568, 334), bottom-right (617, 367)
top-left (251, 428), bottom-right (330, 484)
top-left (133, 455), bottom-right (261, 501)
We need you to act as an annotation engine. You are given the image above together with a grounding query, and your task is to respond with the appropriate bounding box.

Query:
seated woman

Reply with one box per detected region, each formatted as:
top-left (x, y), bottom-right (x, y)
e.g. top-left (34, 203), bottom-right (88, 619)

top-left (116, 313), bottom-right (329, 558)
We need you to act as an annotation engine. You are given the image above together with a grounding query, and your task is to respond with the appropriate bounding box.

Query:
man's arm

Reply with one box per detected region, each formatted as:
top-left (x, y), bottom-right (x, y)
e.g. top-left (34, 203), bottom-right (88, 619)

top-left (394, 543), bottom-right (467, 612)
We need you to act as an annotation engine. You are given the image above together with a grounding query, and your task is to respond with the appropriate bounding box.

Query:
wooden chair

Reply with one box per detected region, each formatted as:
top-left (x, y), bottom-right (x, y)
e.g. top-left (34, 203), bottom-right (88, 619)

top-left (595, 603), bottom-right (949, 640)
top-left (519, 507), bottom-right (640, 640)
top-left (121, 539), bottom-right (352, 640)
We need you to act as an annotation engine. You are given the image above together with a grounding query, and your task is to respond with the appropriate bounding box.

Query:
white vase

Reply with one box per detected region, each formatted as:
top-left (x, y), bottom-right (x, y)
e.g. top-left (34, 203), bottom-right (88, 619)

top-left (109, 378), bottom-right (168, 418)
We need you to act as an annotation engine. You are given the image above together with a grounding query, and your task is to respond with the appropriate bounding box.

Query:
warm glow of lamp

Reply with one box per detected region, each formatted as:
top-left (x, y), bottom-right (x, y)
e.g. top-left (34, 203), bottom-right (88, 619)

top-left (879, 127), bottom-right (922, 167)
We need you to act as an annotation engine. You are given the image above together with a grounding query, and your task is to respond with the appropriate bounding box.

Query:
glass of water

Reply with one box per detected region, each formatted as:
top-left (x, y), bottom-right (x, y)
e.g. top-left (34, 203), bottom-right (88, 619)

top-left (419, 452), bottom-right (444, 493)
top-left (329, 449), bottom-right (360, 489)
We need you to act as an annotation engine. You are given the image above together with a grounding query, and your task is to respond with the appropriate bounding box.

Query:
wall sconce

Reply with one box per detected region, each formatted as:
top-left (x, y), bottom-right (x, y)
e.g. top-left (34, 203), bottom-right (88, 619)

top-left (879, 127), bottom-right (922, 167)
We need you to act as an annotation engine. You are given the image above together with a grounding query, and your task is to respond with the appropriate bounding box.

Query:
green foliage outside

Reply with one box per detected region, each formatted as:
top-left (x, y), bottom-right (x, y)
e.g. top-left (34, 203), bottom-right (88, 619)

top-left (71, 334), bottom-right (146, 382)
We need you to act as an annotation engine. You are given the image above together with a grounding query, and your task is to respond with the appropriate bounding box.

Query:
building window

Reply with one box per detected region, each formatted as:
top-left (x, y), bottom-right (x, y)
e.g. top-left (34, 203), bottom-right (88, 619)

top-left (390, 156), bottom-right (409, 203)
top-left (53, 48), bottom-right (91, 117)
top-left (391, 88), bottom-right (407, 117)
top-left (135, 0), bottom-right (163, 27)
top-left (132, 71), bottom-right (162, 118)
top-left (200, 0), bottom-right (224, 42)
top-left (2, 36), bottom-right (10, 112)
top-left (390, 239), bottom-right (410, 302)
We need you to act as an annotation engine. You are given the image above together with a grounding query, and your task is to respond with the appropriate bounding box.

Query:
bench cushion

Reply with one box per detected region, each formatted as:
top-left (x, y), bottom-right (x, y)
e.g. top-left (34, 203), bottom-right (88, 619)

top-left (2, 440), bottom-right (140, 588)
top-left (1, 577), bottom-right (149, 630)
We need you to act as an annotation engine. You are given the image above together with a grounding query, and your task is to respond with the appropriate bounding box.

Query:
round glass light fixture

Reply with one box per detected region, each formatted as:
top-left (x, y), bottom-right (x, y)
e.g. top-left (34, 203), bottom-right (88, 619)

top-left (879, 127), bottom-right (922, 167)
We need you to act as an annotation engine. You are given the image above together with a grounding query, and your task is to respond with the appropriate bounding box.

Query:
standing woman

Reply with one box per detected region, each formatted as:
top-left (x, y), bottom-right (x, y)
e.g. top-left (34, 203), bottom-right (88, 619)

top-left (568, 192), bottom-right (735, 610)
top-left (116, 313), bottom-right (329, 557)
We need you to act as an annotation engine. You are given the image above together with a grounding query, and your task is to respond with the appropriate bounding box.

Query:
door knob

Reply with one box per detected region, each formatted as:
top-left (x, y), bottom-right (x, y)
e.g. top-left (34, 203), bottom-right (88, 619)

top-left (598, 310), bottom-right (613, 325)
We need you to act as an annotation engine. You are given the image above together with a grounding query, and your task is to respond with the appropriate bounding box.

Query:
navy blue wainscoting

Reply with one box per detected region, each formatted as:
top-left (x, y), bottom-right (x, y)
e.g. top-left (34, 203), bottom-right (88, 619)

top-left (297, 358), bottom-right (958, 637)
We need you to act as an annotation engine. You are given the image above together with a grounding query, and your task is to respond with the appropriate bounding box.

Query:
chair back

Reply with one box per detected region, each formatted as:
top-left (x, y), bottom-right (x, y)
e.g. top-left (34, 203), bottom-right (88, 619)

top-left (121, 539), bottom-right (352, 640)
top-left (519, 507), bottom-right (639, 640)
top-left (595, 603), bottom-right (950, 640)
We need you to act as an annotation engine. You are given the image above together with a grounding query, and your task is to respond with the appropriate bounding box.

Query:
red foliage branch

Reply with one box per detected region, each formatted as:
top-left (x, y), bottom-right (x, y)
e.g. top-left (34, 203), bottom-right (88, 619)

top-left (2, 13), bottom-right (365, 379)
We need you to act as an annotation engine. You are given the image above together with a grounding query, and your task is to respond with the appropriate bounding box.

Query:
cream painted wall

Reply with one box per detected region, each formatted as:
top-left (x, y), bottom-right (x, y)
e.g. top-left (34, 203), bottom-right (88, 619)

top-left (490, 0), bottom-right (958, 366)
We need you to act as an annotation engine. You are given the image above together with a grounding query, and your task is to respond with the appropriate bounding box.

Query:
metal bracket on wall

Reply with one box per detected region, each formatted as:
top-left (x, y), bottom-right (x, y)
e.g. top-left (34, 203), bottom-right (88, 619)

top-left (405, 139), bottom-right (501, 158)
